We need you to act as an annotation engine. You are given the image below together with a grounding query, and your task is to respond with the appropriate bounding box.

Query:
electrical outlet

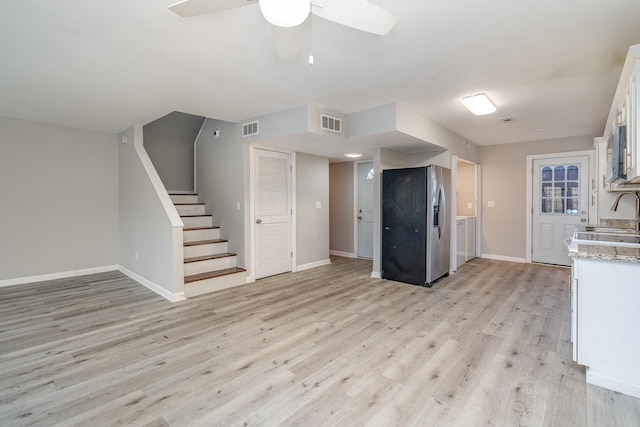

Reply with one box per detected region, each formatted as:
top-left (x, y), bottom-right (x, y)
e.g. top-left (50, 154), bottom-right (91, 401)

top-left (467, 202), bottom-right (473, 209)
top-left (316, 201), bottom-right (322, 209)
top-left (488, 201), bottom-right (496, 208)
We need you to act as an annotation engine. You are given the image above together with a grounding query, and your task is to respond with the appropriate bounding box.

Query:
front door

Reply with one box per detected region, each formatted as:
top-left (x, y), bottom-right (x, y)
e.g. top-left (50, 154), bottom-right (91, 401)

top-left (254, 149), bottom-right (292, 279)
top-left (357, 162), bottom-right (374, 259)
top-left (532, 155), bottom-right (589, 266)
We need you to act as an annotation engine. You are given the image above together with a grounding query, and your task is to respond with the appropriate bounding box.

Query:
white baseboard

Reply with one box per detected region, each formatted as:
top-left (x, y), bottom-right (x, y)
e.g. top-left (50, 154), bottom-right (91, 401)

top-left (587, 370), bottom-right (640, 399)
top-left (118, 266), bottom-right (186, 303)
top-left (480, 253), bottom-right (527, 263)
top-left (370, 271), bottom-right (381, 279)
top-left (296, 259), bottom-right (331, 272)
top-left (329, 250), bottom-right (355, 258)
top-left (0, 265), bottom-right (119, 288)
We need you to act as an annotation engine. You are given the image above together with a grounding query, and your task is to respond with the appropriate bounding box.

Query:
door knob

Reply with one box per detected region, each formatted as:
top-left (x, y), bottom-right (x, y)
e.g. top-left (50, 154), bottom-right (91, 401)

top-left (256, 219), bottom-right (262, 224)
top-left (357, 216), bottom-right (363, 220)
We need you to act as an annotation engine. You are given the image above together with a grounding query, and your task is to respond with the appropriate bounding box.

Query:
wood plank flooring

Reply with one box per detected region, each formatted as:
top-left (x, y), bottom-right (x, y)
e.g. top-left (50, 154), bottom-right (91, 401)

top-left (1, 257), bottom-right (639, 426)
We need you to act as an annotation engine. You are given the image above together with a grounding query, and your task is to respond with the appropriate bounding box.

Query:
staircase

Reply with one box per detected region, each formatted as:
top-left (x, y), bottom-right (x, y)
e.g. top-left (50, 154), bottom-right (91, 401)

top-left (170, 193), bottom-right (246, 298)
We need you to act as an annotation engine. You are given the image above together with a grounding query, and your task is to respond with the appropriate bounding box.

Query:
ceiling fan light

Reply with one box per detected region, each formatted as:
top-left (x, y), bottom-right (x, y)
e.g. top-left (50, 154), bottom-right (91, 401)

top-left (461, 93), bottom-right (496, 116)
top-left (260, 0), bottom-right (310, 28)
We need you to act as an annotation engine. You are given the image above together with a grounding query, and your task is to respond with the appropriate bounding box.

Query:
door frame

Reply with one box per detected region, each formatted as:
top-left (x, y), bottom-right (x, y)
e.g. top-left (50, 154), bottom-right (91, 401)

top-left (248, 145), bottom-right (296, 281)
top-left (353, 160), bottom-right (374, 259)
top-left (451, 156), bottom-right (482, 271)
top-left (525, 150), bottom-right (595, 263)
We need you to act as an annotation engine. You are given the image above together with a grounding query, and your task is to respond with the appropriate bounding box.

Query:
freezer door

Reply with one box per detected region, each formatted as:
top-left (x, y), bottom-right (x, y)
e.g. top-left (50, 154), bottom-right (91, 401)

top-left (381, 167), bottom-right (427, 286)
top-left (426, 166), bottom-right (451, 284)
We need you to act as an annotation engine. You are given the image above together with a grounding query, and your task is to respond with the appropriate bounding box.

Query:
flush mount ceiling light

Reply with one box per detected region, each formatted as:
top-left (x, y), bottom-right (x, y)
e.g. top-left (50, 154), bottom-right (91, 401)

top-left (259, 0), bottom-right (310, 28)
top-left (344, 152), bottom-right (363, 158)
top-left (461, 93), bottom-right (496, 116)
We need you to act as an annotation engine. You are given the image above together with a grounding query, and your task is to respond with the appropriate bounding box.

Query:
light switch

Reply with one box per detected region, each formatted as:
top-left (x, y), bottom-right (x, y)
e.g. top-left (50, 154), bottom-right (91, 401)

top-left (467, 202), bottom-right (472, 209)
top-left (316, 201), bottom-right (322, 209)
top-left (236, 202), bottom-right (241, 210)
top-left (488, 201), bottom-right (496, 208)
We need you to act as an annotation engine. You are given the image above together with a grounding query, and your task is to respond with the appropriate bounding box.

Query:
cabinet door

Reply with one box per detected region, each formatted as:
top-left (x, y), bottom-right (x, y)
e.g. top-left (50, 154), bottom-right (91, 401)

top-left (466, 217), bottom-right (476, 260)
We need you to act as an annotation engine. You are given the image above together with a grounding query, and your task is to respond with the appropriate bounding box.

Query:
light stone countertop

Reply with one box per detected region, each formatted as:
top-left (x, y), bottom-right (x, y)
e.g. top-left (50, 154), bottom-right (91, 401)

top-left (569, 243), bottom-right (640, 263)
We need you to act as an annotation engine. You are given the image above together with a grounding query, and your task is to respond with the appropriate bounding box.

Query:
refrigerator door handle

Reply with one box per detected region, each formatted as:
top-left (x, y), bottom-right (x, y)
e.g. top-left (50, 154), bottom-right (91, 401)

top-left (437, 184), bottom-right (446, 241)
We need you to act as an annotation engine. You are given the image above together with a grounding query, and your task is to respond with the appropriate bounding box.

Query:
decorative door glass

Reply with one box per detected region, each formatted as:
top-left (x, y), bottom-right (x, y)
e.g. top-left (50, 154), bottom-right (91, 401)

top-left (540, 164), bottom-right (580, 214)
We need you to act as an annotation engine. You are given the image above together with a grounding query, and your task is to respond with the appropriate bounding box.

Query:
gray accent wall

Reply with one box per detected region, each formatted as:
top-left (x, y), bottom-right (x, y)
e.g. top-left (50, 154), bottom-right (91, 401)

top-left (478, 136), bottom-right (594, 260)
top-left (143, 111), bottom-right (205, 193)
top-left (296, 152), bottom-right (330, 266)
top-left (195, 119), bottom-right (246, 267)
top-left (0, 117), bottom-right (119, 280)
top-left (118, 125), bottom-right (184, 297)
top-left (329, 162), bottom-right (355, 255)
top-left (457, 161), bottom-right (477, 217)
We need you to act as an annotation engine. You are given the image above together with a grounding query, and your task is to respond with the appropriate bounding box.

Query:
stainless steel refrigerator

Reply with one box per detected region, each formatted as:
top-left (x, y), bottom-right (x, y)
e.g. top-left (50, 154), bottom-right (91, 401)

top-left (381, 165), bottom-right (451, 287)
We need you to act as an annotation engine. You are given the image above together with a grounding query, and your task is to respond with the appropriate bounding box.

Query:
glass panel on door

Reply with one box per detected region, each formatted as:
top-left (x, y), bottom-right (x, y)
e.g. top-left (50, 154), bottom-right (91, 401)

top-left (540, 164), bottom-right (580, 215)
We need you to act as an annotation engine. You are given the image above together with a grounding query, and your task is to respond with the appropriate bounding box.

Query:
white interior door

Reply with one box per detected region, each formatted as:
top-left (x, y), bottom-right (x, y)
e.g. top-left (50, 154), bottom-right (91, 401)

top-left (357, 162), bottom-right (374, 259)
top-left (255, 149), bottom-right (292, 279)
top-left (532, 155), bottom-right (589, 266)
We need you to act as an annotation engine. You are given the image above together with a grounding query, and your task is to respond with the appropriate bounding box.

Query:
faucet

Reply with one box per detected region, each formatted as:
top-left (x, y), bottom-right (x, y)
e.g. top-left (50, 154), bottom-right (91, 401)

top-left (610, 191), bottom-right (640, 231)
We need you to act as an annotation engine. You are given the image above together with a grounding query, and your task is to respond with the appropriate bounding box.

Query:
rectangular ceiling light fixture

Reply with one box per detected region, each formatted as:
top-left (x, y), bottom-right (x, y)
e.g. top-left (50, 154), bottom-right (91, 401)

top-left (461, 93), bottom-right (496, 115)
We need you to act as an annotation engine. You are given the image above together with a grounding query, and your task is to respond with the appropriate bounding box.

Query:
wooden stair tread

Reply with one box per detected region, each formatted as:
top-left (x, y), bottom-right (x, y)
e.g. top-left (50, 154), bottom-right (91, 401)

top-left (174, 203), bottom-right (205, 206)
top-left (183, 239), bottom-right (228, 247)
top-left (180, 214), bottom-right (212, 218)
top-left (184, 253), bottom-right (236, 263)
top-left (185, 268), bottom-right (246, 283)
top-left (183, 226), bottom-right (220, 231)
top-left (169, 192), bottom-right (197, 195)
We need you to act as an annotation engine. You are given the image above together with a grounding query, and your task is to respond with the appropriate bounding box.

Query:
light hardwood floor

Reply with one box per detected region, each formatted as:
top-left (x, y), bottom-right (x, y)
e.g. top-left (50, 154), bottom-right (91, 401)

top-left (1, 257), bottom-right (639, 426)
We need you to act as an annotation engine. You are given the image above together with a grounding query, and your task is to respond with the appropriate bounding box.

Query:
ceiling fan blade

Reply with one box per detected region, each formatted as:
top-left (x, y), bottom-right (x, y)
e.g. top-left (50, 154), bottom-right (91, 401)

top-left (168, 0), bottom-right (257, 17)
top-left (271, 25), bottom-right (304, 60)
top-left (311, 0), bottom-right (396, 35)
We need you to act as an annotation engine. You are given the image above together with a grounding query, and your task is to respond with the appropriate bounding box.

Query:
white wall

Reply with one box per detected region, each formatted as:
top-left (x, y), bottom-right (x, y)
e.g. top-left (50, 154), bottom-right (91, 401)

top-left (118, 125), bottom-right (184, 300)
top-left (478, 135), bottom-right (594, 260)
top-left (0, 117), bottom-right (119, 282)
top-left (457, 161), bottom-right (477, 217)
top-left (195, 119), bottom-right (246, 267)
top-left (143, 111), bottom-right (204, 193)
top-left (296, 152), bottom-right (330, 268)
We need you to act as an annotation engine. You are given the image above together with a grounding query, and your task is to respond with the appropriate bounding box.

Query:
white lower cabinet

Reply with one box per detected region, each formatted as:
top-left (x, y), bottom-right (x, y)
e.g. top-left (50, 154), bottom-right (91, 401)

top-left (456, 216), bottom-right (477, 270)
top-left (573, 257), bottom-right (640, 398)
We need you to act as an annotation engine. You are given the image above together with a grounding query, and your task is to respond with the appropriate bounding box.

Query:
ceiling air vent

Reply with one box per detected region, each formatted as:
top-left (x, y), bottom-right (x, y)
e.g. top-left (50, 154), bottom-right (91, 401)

top-left (242, 120), bottom-right (259, 137)
top-left (320, 114), bottom-right (342, 133)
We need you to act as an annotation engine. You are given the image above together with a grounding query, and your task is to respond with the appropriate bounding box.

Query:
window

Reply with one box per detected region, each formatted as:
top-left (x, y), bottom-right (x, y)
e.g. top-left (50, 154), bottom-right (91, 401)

top-left (366, 168), bottom-right (374, 180)
top-left (540, 164), bottom-right (580, 214)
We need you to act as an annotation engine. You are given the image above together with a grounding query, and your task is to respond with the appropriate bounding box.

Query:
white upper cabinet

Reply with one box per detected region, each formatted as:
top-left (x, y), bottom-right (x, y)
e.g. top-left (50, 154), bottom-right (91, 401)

top-left (604, 45), bottom-right (640, 188)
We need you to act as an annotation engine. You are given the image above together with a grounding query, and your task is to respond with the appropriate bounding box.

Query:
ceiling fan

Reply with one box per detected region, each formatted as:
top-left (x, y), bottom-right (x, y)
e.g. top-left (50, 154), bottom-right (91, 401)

top-left (168, 0), bottom-right (396, 60)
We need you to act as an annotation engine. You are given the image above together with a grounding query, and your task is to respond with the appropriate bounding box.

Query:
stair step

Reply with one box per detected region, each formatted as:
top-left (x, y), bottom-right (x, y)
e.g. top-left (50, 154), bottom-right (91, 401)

top-left (175, 203), bottom-right (206, 216)
top-left (184, 252), bottom-right (237, 276)
top-left (184, 226), bottom-right (220, 231)
top-left (169, 193), bottom-right (199, 204)
top-left (184, 253), bottom-right (236, 263)
top-left (183, 227), bottom-right (221, 242)
top-left (184, 267), bottom-right (246, 284)
top-left (184, 238), bottom-right (227, 247)
top-left (181, 215), bottom-right (213, 228)
top-left (183, 239), bottom-right (229, 259)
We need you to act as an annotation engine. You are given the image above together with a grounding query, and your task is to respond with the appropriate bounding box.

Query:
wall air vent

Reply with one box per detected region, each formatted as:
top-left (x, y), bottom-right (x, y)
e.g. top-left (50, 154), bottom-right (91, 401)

top-left (242, 120), bottom-right (259, 137)
top-left (320, 114), bottom-right (342, 133)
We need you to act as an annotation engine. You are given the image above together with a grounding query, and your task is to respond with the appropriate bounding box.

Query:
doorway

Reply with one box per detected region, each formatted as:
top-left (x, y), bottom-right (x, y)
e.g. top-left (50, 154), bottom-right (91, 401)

top-left (253, 148), bottom-right (293, 279)
top-left (530, 153), bottom-right (591, 266)
top-left (356, 162), bottom-right (374, 259)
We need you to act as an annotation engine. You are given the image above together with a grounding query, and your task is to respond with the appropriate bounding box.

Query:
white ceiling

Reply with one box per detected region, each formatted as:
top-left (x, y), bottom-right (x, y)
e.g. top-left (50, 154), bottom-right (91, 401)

top-left (2, 0), bottom-right (640, 158)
